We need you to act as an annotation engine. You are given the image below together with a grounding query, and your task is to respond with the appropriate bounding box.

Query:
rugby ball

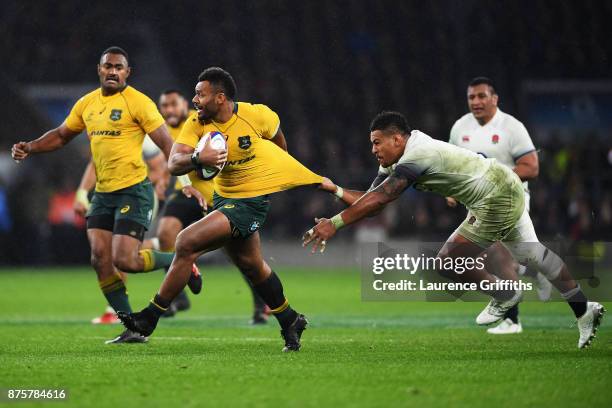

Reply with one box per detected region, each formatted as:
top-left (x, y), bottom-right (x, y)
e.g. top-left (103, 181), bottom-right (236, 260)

top-left (194, 131), bottom-right (227, 180)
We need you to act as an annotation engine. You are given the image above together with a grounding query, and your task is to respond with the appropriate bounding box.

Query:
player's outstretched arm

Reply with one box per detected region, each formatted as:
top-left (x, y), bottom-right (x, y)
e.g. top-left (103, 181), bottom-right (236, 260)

top-left (303, 173), bottom-right (410, 253)
top-left (11, 124), bottom-right (81, 162)
top-left (319, 172), bottom-right (388, 206)
top-left (334, 174), bottom-right (409, 227)
top-left (318, 177), bottom-right (366, 205)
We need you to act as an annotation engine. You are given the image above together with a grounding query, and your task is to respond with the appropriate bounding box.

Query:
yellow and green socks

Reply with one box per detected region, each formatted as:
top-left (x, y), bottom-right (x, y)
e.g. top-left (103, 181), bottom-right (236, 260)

top-left (99, 273), bottom-right (131, 313)
top-left (139, 249), bottom-right (175, 272)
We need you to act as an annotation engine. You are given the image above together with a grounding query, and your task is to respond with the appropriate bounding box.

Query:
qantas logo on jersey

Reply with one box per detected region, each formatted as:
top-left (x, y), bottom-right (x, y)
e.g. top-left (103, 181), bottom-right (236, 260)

top-left (492, 134), bottom-right (500, 144)
top-left (90, 130), bottom-right (122, 136)
top-left (226, 154), bottom-right (256, 167)
top-left (462, 135), bottom-right (470, 142)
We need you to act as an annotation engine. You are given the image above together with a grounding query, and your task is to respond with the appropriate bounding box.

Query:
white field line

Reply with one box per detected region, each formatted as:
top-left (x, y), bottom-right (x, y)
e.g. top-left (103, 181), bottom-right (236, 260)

top-left (81, 336), bottom-right (362, 343)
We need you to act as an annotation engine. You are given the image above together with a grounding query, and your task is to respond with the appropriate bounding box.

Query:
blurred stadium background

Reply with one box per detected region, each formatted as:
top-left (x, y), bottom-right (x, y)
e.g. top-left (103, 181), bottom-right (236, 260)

top-left (0, 0), bottom-right (610, 266)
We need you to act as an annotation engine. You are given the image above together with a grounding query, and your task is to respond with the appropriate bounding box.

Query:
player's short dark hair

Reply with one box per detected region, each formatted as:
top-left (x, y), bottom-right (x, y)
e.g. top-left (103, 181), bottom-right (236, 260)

top-left (100, 46), bottom-right (129, 64)
top-left (370, 111), bottom-right (411, 137)
top-left (198, 67), bottom-right (237, 100)
top-left (160, 89), bottom-right (186, 99)
top-left (468, 76), bottom-right (496, 95)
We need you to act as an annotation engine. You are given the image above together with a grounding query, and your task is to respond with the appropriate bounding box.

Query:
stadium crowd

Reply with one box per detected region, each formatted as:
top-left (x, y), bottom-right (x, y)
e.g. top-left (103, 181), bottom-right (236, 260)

top-left (0, 0), bottom-right (610, 263)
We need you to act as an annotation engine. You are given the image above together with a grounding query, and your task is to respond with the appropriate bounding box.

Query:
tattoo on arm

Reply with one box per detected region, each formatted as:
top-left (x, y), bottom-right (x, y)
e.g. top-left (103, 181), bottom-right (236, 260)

top-left (371, 174), bottom-right (410, 201)
top-left (338, 165), bottom-right (417, 224)
top-left (339, 173), bottom-right (409, 224)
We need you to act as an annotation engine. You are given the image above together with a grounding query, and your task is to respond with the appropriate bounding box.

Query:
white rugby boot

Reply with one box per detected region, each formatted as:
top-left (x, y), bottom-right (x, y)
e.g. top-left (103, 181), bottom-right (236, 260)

top-left (577, 302), bottom-right (606, 349)
top-left (487, 318), bottom-right (523, 334)
top-left (476, 290), bottom-right (523, 325)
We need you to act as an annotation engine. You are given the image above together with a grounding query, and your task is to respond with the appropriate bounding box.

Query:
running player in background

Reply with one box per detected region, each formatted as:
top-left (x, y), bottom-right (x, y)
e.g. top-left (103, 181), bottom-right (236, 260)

top-left (74, 141), bottom-right (173, 324)
top-left (11, 47), bottom-right (189, 344)
top-left (118, 67), bottom-right (329, 351)
top-left (448, 77), bottom-right (552, 334)
top-left (305, 111), bottom-right (605, 349)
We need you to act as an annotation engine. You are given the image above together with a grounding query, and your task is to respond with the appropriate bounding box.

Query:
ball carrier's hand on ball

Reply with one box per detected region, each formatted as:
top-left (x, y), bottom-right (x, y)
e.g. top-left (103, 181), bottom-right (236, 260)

top-left (196, 135), bottom-right (227, 168)
top-left (302, 217), bottom-right (339, 253)
top-left (168, 132), bottom-right (227, 181)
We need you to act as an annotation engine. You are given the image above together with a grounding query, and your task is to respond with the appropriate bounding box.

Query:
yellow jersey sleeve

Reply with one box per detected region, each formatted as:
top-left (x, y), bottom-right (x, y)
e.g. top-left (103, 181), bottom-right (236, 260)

top-left (64, 96), bottom-right (87, 132)
top-left (133, 93), bottom-right (165, 134)
top-left (176, 114), bottom-right (201, 148)
top-left (252, 104), bottom-right (280, 139)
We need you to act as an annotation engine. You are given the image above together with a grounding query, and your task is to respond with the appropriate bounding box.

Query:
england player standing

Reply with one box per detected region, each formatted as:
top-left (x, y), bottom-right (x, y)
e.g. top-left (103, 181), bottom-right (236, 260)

top-left (448, 77), bottom-right (552, 334)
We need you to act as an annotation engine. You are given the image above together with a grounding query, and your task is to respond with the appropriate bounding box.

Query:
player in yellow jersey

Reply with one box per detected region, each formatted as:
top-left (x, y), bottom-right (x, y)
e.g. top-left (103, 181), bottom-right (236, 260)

top-left (155, 89), bottom-right (272, 322)
top-left (118, 67), bottom-right (332, 352)
top-left (11, 47), bottom-right (199, 344)
top-left (74, 142), bottom-right (172, 325)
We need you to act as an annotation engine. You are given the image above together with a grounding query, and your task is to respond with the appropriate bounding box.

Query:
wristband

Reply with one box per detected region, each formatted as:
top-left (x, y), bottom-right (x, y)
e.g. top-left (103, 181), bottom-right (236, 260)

top-left (190, 151), bottom-right (200, 166)
top-left (334, 186), bottom-right (344, 199)
top-left (330, 214), bottom-right (345, 230)
top-left (76, 188), bottom-right (90, 207)
top-left (177, 174), bottom-right (192, 187)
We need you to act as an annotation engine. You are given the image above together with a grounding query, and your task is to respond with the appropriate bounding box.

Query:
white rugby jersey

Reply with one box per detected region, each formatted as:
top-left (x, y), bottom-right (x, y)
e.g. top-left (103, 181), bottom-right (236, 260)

top-left (449, 109), bottom-right (535, 198)
top-left (379, 130), bottom-right (518, 210)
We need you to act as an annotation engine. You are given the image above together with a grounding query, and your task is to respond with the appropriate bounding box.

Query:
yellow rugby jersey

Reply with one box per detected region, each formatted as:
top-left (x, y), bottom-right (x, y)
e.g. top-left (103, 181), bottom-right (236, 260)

top-left (177, 102), bottom-right (323, 198)
top-left (65, 86), bottom-right (165, 193)
top-left (168, 110), bottom-right (214, 206)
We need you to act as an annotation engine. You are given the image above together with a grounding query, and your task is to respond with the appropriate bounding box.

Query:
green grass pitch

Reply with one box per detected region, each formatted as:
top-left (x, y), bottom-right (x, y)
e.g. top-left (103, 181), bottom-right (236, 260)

top-left (0, 267), bottom-right (610, 407)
